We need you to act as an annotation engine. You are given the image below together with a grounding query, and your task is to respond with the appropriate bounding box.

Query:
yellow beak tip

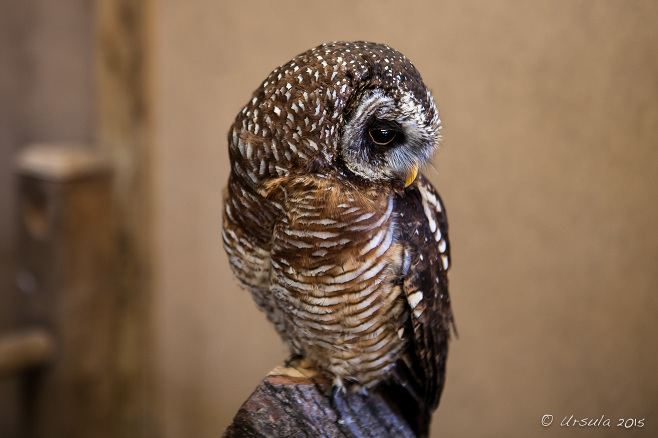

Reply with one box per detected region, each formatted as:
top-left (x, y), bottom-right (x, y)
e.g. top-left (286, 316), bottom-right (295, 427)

top-left (404, 165), bottom-right (419, 187)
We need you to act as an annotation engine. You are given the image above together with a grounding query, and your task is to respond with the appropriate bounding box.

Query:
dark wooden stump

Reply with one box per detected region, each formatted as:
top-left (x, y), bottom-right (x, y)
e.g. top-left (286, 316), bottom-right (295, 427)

top-left (224, 359), bottom-right (425, 438)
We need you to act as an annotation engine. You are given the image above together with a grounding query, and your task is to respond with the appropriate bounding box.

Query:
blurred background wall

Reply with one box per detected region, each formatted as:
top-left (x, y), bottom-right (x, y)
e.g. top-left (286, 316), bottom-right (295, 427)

top-left (1, 1), bottom-right (657, 438)
top-left (0, 1), bottom-right (94, 435)
top-left (151, 2), bottom-right (658, 437)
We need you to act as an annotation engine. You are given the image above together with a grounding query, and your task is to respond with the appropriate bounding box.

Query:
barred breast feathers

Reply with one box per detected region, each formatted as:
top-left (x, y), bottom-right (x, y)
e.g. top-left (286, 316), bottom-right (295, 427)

top-left (261, 174), bottom-right (409, 387)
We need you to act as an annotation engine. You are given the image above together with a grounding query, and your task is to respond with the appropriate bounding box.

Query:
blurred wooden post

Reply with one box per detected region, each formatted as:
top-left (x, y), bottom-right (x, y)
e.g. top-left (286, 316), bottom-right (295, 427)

top-left (14, 144), bottom-right (115, 438)
top-left (96, 2), bottom-right (155, 434)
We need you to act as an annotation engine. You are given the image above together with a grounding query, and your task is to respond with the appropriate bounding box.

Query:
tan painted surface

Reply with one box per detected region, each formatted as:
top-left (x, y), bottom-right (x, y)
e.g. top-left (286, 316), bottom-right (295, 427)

top-left (150, 1), bottom-right (658, 437)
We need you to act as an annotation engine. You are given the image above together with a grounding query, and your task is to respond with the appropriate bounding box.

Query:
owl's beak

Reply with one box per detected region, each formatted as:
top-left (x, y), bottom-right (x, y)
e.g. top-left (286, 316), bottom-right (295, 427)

top-left (404, 164), bottom-right (419, 187)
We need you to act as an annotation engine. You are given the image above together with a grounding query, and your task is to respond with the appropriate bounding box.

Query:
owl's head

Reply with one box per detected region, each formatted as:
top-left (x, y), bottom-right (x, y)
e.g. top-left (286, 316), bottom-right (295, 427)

top-left (340, 85), bottom-right (440, 188)
top-left (230, 41), bottom-right (441, 191)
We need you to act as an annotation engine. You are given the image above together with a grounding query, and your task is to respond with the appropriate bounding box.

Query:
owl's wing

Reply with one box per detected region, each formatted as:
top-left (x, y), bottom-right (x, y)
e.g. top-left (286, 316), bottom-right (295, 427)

top-left (395, 174), bottom-right (454, 412)
top-left (222, 173), bottom-right (285, 333)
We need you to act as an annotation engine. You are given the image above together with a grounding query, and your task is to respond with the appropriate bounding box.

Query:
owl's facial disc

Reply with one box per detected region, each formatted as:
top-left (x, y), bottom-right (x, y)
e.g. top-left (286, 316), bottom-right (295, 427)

top-left (340, 90), bottom-right (438, 186)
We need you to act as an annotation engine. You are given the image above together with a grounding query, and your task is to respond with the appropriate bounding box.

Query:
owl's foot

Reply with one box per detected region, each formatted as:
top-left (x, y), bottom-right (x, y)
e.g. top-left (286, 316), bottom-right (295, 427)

top-left (329, 383), bottom-right (343, 413)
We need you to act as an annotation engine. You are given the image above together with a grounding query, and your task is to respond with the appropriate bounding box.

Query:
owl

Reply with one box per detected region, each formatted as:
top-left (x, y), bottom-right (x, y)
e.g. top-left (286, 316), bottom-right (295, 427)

top-left (222, 41), bottom-right (453, 431)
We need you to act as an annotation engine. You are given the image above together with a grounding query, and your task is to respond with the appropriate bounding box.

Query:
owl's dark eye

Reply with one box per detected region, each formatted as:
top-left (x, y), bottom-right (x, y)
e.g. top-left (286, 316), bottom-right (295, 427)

top-left (368, 128), bottom-right (397, 146)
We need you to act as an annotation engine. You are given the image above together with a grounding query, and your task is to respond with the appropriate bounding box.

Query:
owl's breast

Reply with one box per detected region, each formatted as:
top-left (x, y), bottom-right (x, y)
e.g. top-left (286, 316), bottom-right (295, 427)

top-left (269, 183), bottom-right (409, 387)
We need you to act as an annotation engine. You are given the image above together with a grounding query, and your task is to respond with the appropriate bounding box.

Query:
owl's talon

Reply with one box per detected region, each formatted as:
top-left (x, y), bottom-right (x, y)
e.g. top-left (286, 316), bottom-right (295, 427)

top-left (329, 384), bottom-right (345, 414)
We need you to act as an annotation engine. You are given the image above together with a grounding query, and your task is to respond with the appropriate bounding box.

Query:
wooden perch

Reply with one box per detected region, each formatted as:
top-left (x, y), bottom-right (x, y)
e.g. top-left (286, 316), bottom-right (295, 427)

top-left (223, 359), bottom-right (423, 438)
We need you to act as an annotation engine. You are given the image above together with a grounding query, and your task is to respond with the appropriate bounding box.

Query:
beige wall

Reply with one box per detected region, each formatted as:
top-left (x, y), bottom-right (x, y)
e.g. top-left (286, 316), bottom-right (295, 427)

top-left (150, 1), bottom-right (658, 437)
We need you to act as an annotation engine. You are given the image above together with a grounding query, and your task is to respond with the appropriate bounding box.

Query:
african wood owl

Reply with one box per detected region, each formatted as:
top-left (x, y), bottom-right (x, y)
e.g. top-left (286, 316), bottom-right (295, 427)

top-left (222, 41), bottom-right (453, 428)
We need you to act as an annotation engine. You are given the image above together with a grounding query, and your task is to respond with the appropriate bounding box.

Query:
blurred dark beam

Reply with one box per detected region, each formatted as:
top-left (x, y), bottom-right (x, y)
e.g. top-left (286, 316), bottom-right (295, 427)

top-left (96, 1), bottom-right (155, 436)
